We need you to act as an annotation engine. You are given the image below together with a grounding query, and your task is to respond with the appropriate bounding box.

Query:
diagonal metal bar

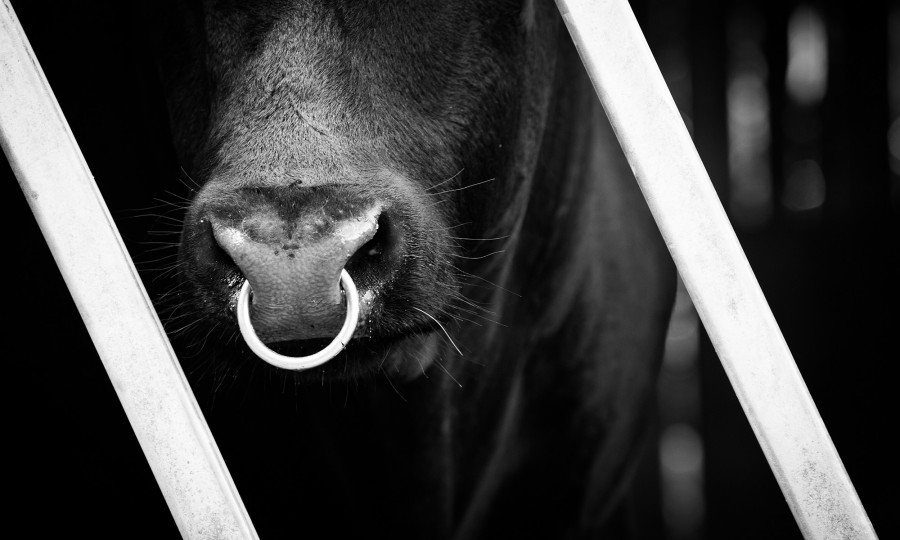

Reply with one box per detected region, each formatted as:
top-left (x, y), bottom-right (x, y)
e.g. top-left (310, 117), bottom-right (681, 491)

top-left (0, 2), bottom-right (258, 538)
top-left (555, 0), bottom-right (877, 538)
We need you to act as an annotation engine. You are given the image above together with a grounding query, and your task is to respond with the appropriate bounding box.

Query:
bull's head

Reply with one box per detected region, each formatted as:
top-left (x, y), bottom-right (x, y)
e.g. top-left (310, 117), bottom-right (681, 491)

top-left (147, 0), bottom-right (558, 379)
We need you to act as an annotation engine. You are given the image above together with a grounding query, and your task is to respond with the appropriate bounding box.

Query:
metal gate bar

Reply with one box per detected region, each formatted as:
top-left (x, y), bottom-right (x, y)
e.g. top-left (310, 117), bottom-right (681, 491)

top-left (556, 0), bottom-right (877, 538)
top-left (0, 3), bottom-right (258, 538)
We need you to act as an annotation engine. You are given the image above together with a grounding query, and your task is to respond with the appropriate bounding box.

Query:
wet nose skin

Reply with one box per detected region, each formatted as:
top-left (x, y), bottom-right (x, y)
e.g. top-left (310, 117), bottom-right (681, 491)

top-left (210, 191), bottom-right (382, 342)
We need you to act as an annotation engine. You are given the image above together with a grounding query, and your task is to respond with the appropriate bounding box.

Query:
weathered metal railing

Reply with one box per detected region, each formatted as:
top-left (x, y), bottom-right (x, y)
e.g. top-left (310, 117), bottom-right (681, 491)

top-left (556, 0), bottom-right (877, 538)
top-left (0, 2), bottom-right (257, 538)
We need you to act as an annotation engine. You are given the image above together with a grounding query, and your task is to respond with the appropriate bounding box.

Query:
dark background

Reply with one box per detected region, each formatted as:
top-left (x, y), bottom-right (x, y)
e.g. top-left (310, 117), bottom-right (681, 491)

top-left (4, 1), bottom-right (895, 538)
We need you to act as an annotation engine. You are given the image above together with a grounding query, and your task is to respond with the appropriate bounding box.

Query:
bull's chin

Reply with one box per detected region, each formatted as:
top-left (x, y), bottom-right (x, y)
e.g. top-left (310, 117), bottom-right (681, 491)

top-left (256, 329), bottom-right (440, 381)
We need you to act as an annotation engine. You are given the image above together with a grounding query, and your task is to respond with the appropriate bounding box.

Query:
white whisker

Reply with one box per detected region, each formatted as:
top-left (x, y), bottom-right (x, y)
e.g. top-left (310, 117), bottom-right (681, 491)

top-left (450, 264), bottom-right (522, 297)
top-left (380, 368), bottom-right (407, 402)
top-left (435, 358), bottom-right (462, 388)
top-left (423, 222), bottom-right (471, 233)
top-left (426, 168), bottom-right (465, 192)
top-left (429, 177), bottom-right (495, 197)
top-left (412, 307), bottom-right (464, 356)
top-left (448, 235), bottom-right (510, 242)
top-left (455, 250), bottom-right (505, 260)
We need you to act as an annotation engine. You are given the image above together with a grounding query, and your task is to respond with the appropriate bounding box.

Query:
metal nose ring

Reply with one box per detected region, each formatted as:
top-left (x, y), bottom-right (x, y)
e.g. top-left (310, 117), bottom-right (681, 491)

top-left (236, 269), bottom-right (360, 370)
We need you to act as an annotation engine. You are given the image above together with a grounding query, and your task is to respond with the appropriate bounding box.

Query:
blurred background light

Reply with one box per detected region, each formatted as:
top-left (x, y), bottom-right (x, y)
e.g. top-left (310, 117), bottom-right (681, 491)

top-left (660, 423), bottom-right (706, 540)
top-left (889, 8), bottom-right (900, 209)
top-left (659, 281), bottom-right (703, 540)
top-left (727, 8), bottom-right (773, 229)
top-left (782, 159), bottom-right (826, 211)
top-left (786, 5), bottom-right (828, 106)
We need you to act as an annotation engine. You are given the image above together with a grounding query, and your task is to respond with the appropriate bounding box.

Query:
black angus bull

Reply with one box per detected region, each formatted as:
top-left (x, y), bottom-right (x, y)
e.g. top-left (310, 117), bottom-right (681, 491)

top-left (144, 0), bottom-right (674, 538)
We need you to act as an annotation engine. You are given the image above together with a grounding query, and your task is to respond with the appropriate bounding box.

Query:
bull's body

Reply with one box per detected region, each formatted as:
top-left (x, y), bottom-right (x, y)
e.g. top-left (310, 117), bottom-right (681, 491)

top-left (147, 1), bottom-right (674, 538)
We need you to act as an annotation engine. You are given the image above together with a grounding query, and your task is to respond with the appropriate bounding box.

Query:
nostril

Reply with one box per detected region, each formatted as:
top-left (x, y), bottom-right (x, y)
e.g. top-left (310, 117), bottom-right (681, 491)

top-left (186, 217), bottom-right (242, 282)
top-left (355, 214), bottom-right (388, 258)
top-left (346, 212), bottom-right (395, 284)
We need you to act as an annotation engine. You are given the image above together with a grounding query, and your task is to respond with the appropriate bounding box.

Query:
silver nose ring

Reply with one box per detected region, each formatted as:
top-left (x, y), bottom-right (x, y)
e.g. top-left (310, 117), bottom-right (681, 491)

top-left (236, 269), bottom-right (360, 370)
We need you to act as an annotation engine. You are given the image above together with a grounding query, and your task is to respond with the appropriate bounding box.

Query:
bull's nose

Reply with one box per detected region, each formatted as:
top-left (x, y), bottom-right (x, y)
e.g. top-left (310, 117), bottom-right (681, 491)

top-left (209, 192), bottom-right (384, 343)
